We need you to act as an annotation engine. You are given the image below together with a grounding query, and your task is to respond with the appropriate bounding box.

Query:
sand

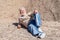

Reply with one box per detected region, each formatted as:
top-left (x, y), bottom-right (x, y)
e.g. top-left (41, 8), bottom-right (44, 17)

top-left (0, 18), bottom-right (60, 40)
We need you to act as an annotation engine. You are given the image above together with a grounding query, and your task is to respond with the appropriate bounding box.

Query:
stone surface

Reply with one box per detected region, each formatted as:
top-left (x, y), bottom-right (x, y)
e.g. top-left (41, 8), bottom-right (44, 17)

top-left (0, 0), bottom-right (60, 40)
top-left (0, 19), bottom-right (60, 40)
top-left (0, 0), bottom-right (60, 21)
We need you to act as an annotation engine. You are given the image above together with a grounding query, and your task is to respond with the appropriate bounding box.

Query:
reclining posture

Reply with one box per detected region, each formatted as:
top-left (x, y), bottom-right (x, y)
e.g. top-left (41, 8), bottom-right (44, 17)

top-left (18, 7), bottom-right (46, 38)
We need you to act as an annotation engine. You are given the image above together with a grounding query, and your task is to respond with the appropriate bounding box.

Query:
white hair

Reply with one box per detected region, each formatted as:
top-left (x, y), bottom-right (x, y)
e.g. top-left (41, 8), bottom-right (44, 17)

top-left (19, 7), bottom-right (26, 14)
top-left (20, 7), bottom-right (26, 11)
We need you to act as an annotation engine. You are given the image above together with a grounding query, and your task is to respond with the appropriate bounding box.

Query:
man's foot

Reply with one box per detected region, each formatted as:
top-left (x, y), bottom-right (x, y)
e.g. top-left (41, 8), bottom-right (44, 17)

top-left (38, 28), bottom-right (43, 32)
top-left (38, 32), bottom-right (46, 39)
top-left (17, 24), bottom-right (21, 29)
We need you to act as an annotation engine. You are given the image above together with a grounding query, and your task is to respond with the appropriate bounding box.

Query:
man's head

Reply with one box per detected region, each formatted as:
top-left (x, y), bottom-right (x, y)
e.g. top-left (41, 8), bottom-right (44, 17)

top-left (19, 7), bottom-right (26, 14)
top-left (33, 9), bottom-right (38, 14)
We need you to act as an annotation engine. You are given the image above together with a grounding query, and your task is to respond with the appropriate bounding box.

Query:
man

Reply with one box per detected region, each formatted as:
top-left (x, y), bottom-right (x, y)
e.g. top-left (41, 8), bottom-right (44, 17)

top-left (27, 9), bottom-right (46, 38)
top-left (17, 7), bottom-right (30, 29)
top-left (18, 7), bottom-right (46, 38)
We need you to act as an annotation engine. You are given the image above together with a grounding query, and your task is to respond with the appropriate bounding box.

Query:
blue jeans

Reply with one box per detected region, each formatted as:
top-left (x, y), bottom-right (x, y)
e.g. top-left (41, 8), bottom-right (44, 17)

top-left (27, 13), bottom-right (42, 36)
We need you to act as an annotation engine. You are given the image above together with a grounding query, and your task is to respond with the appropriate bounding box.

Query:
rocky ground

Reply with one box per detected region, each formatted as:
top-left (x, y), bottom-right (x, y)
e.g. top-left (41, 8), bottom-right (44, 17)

top-left (0, 0), bottom-right (60, 40)
top-left (0, 18), bottom-right (60, 40)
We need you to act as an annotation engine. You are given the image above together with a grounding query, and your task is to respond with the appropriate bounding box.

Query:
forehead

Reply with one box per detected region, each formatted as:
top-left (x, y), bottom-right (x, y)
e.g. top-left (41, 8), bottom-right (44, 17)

top-left (34, 10), bottom-right (38, 11)
top-left (20, 8), bottom-right (25, 10)
top-left (20, 10), bottom-right (24, 11)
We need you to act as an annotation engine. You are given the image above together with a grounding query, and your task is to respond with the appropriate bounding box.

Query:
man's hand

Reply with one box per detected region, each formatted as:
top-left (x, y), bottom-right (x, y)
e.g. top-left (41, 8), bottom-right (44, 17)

top-left (17, 24), bottom-right (21, 29)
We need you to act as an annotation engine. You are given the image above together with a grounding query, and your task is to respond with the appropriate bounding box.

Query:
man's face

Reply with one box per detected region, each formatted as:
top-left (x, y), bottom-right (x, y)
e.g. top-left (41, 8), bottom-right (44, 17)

top-left (20, 10), bottom-right (24, 14)
top-left (20, 9), bottom-right (26, 14)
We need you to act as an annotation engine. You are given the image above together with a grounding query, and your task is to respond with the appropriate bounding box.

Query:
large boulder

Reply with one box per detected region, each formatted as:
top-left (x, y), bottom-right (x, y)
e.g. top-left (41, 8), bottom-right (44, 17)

top-left (29, 0), bottom-right (60, 21)
top-left (0, 0), bottom-right (60, 21)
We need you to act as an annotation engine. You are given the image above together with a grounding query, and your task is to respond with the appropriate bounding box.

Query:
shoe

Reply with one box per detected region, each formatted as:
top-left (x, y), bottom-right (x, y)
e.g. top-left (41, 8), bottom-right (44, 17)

top-left (38, 28), bottom-right (43, 32)
top-left (38, 32), bottom-right (46, 39)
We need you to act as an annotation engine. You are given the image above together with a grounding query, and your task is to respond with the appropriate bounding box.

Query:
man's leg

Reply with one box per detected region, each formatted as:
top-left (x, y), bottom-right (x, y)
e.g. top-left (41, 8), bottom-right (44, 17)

top-left (35, 13), bottom-right (42, 28)
top-left (28, 24), bottom-right (40, 36)
top-left (35, 14), bottom-right (46, 38)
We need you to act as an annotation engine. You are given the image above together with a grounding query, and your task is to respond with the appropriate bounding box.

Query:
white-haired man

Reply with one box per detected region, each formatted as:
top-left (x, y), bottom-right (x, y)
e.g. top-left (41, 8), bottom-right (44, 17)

top-left (17, 8), bottom-right (46, 38)
top-left (17, 7), bottom-right (30, 29)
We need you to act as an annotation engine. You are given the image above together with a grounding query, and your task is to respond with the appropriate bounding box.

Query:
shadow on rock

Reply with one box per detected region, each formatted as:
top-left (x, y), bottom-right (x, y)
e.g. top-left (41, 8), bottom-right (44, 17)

top-left (12, 23), bottom-right (27, 29)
